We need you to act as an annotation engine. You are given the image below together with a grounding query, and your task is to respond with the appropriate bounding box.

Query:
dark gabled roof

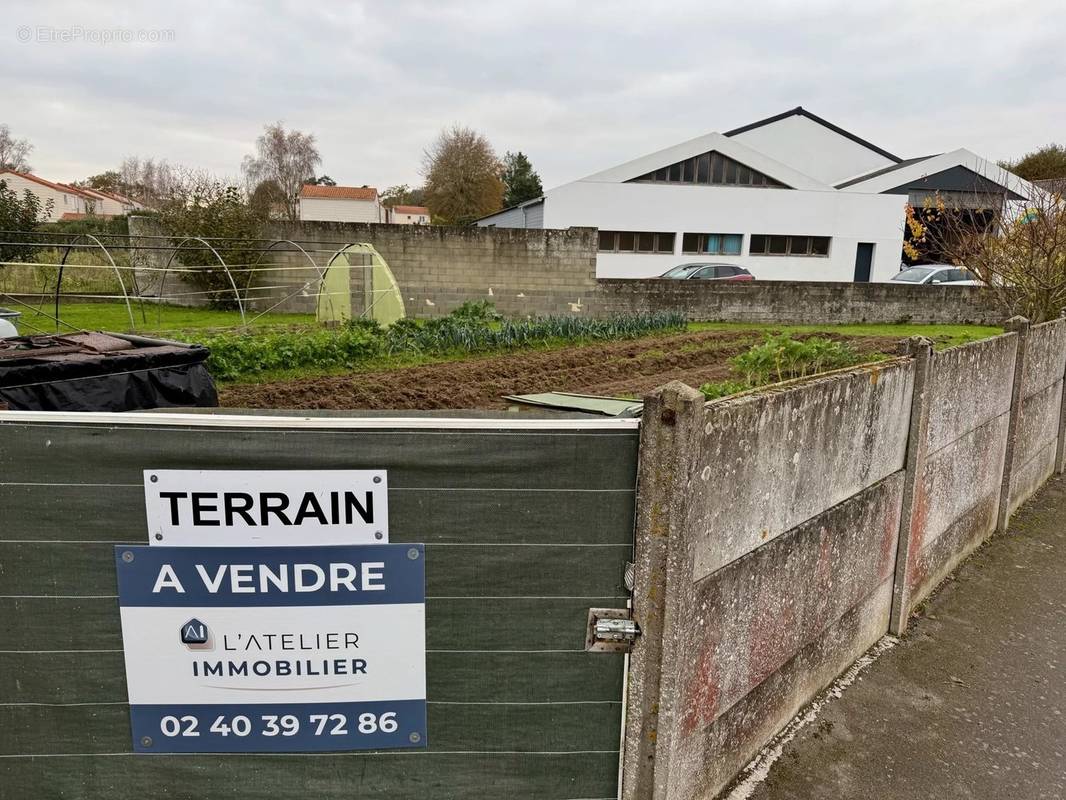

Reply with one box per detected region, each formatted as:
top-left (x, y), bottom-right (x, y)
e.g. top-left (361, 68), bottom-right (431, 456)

top-left (472, 195), bottom-right (544, 223)
top-left (724, 106), bottom-right (903, 164)
top-left (835, 155), bottom-right (939, 188)
top-left (882, 165), bottom-right (1023, 200)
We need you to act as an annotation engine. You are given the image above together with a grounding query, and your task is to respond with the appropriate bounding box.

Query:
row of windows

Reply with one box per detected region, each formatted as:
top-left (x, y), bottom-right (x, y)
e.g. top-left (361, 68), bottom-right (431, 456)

top-left (628, 150), bottom-right (787, 188)
top-left (597, 230), bottom-right (676, 254)
top-left (599, 231), bottom-right (831, 257)
top-left (749, 234), bottom-right (830, 256)
top-left (682, 233), bottom-right (743, 255)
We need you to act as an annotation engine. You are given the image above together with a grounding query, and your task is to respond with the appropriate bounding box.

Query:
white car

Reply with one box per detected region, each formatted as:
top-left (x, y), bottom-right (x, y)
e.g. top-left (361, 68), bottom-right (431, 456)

top-left (891, 265), bottom-right (981, 286)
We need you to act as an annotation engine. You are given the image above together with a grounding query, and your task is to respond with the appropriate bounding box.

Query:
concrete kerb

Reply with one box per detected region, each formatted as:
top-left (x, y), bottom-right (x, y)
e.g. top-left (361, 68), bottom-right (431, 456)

top-left (622, 381), bottom-right (705, 800)
top-left (997, 316), bottom-right (1031, 532)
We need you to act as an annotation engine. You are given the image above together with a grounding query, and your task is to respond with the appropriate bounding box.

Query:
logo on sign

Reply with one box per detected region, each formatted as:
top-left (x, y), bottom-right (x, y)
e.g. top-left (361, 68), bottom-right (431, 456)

top-left (181, 618), bottom-right (210, 646)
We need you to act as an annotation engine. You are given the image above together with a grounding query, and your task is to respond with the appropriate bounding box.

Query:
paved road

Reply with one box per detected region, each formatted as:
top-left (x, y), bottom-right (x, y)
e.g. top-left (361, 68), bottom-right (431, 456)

top-left (746, 474), bottom-right (1066, 800)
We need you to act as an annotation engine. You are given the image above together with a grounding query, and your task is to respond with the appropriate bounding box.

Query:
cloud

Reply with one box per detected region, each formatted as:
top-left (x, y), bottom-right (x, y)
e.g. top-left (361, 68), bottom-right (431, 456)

top-left (1, 0), bottom-right (1062, 188)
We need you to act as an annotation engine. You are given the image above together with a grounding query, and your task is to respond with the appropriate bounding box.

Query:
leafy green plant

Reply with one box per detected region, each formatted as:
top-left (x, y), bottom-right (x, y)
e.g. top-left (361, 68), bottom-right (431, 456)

top-left (699, 334), bottom-right (865, 401)
top-left (698, 379), bottom-right (751, 400)
top-left (192, 325), bottom-right (383, 381)
top-left (730, 333), bottom-right (862, 385)
top-left (449, 300), bottom-right (501, 323)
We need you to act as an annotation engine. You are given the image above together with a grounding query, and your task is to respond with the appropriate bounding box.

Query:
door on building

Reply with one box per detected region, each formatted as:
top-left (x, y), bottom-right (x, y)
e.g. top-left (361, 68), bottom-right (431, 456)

top-left (854, 243), bottom-right (875, 282)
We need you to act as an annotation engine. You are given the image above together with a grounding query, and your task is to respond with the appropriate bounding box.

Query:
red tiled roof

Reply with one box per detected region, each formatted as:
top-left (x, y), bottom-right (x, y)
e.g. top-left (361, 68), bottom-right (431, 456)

top-left (0, 169), bottom-right (92, 198)
top-left (299, 184), bottom-right (378, 201)
top-left (78, 187), bottom-right (131, 204)
top-left (391, 205), bottom-right (429, 215)
top-left (56, 182), bottom-right (96, 200)
top-left (98, 189), bottom-right (135, 205)
top-left (60, 212), bottom-right (89, 220)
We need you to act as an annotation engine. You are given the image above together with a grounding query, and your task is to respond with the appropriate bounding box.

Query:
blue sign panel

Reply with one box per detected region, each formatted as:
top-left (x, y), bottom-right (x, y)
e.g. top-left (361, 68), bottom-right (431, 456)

top-left (115, 544), bottom-right (427, 753)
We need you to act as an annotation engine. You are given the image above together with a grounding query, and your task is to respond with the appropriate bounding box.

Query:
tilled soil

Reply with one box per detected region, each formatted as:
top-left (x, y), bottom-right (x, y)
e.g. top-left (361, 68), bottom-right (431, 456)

top-left (219, 330), bottom-right (904, 411)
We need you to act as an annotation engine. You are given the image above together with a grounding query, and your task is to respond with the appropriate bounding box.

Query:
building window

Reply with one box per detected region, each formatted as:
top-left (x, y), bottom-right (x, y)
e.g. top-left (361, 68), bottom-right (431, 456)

top-left (598, 230), bottom-right (675, 254)
top-left (628, 150), bottom-right (789, 188)
top-left (682, 233), bottom-right (743, 255)
top-left (749, 234), bottom-right (831, 257)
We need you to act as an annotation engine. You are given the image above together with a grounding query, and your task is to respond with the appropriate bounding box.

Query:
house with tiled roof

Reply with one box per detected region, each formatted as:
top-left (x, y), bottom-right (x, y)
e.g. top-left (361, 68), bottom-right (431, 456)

top-left (298, 184), bottom-right (384, 223)
top-left (387, 204), bottom-right (430, 225)
top-left (0, 170), bottom-right (95, 221)
top-left (76, 186), bottom-right (140, 216)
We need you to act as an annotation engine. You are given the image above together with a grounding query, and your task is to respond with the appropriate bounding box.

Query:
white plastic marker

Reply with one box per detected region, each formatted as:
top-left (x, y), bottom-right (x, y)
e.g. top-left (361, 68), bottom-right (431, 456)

top-left (144, 470), bottom-right (388, 546)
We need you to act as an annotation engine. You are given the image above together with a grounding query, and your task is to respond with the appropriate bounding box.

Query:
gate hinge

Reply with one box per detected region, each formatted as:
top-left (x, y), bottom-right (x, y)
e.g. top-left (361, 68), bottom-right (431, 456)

top-left (585, 608), bottom-right (641, 653)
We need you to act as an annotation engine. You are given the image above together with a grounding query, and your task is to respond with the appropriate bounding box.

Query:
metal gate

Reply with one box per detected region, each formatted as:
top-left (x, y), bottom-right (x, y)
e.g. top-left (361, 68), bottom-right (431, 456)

top-left (0, 411), bottom-right (638, 799)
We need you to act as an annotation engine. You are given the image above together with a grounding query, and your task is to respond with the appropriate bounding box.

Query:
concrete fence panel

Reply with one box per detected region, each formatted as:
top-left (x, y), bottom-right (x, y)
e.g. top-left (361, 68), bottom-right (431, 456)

top-left (1007, 318), bottom-right (1066, 515)
top-left (627, 362), bottom-right (914, 800)
top-left (892, 333), bottom-right (1018, 623)
top-left (692, 363), bottom-right (913, 581)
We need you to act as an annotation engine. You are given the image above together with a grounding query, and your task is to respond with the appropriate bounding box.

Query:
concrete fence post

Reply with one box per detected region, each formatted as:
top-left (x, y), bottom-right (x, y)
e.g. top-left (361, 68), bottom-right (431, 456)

top-left (997, 316), bottom-right (1031, 532)
top-left (621, 381), bottom-right (705, 800)
top-left (1055, 311), bottom-right (1066, 474)
top-left (889, 337), bottom-right (934, 635)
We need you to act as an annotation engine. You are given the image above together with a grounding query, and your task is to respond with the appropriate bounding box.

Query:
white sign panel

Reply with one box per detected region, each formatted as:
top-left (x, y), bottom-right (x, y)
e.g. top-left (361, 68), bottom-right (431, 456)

top-left (144, 470), bottom-right (388, 546)
top-left (115, 543), bottom-right (426, 753)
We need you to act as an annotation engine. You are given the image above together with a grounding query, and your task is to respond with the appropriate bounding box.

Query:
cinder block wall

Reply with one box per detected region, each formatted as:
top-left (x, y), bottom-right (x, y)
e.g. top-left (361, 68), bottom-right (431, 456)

top-left (256, 221), bottom-right (599, 318)
top-left (127, 217), bottom-right (598, 317)
top-left (625, 316), bottom-right (1066, 800)
top-left (595, 278), bottom-right (1005, 325)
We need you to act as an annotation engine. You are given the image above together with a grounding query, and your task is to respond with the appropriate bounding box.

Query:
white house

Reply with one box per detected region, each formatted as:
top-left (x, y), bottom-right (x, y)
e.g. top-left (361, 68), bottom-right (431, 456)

top-left (77, 187), bottom-right (139, 216)
top-left (298, 184), bottom-right (384, 223)
top-left (387, 205), bottom-right (430, 225)
top-left (0, 170), bottom-right (95, 222)
top-left (477, 107), bottom-right (1036, 282)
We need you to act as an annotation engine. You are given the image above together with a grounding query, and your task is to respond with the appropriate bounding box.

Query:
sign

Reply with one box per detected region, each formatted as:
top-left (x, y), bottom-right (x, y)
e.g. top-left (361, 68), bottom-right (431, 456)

top-left (115, 544), bottom-right (426, 753)
top-left (144, 470), bottom-right (388, 546)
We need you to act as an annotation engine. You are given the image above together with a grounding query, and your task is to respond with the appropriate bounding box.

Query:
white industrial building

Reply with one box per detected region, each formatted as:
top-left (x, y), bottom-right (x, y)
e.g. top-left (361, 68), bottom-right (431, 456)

top-left (477, 108), bottom-right (1036, 282)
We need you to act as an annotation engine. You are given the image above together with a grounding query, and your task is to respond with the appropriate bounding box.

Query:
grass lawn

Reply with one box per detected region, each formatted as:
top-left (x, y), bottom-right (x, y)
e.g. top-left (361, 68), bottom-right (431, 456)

top-left (7, 300), bottom-right (315, 335)
top-left (688, 321), bottom-right (1002, 349)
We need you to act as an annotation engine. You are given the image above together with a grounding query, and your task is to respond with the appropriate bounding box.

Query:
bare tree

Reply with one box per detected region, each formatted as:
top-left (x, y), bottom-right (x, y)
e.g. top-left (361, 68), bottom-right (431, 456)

top-left (241, 122), bottom-right (321, 221)
top-left (905, 184), bottom-right (1066, 322)
top-left (118, 157), bottom-right (185, 207)
top-left (421, 125), bottom-right (503, 224)
top-left (0, 124), bottom-right (33, 172)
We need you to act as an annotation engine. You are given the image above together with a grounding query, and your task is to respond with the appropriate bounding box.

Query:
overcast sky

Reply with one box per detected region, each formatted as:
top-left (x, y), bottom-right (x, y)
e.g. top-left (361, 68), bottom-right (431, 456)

top-left (2, 1), bottom-right (1062, 190)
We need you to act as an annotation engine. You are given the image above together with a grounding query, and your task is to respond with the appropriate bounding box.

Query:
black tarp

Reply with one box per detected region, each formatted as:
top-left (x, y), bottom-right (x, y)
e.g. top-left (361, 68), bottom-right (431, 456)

top-left (0, 332), bottom-right (218, 411)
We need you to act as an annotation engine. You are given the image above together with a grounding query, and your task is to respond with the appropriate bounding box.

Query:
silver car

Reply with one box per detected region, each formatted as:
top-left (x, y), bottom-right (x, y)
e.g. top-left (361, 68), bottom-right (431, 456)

top-left (891, 265), bottom-right (980, 285)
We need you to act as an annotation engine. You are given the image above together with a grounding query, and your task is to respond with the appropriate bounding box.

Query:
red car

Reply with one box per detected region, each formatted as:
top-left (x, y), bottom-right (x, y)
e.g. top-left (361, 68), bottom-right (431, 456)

top-left (660, 263), bottom-right (755, 281)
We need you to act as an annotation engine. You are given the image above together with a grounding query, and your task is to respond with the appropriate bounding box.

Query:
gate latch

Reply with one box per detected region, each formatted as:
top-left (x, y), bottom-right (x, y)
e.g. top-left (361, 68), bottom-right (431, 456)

top-left (585, 608), bottom-right (641, 653)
